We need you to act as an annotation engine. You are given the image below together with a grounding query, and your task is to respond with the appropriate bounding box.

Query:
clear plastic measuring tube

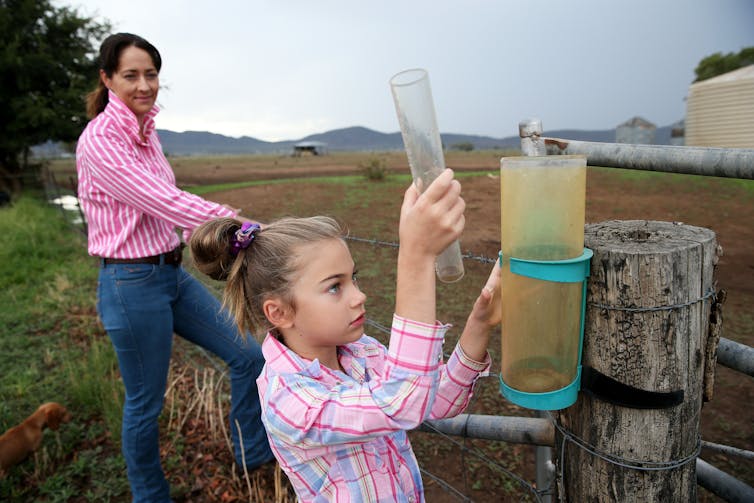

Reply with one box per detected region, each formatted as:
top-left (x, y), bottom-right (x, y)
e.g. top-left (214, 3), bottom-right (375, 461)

top-left (390, 68), bottom-right (464, 283)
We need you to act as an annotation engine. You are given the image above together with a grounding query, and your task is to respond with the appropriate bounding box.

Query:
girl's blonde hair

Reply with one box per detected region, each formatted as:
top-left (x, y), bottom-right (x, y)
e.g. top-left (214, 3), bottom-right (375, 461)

top-left (190, 216), bottom-right (345, 338)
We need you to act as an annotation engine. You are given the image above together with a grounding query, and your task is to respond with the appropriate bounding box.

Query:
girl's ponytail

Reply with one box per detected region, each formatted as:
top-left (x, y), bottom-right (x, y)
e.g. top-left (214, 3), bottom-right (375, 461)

top-left (190, 217), bottom-right (242, 281)
top-left (191, 217), bottom-right (251, 336)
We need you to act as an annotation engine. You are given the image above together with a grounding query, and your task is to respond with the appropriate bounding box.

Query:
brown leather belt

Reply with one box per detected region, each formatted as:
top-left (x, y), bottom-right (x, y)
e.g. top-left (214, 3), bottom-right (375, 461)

top-left (101, 245), bottom-right (184, 266)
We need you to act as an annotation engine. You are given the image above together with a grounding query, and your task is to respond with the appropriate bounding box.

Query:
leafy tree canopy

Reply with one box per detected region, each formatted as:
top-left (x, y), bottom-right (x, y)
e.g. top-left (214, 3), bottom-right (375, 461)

top-left (693, 46), bottom-right (754, 83)
top-left (0, 0), bottom-right (109, 188)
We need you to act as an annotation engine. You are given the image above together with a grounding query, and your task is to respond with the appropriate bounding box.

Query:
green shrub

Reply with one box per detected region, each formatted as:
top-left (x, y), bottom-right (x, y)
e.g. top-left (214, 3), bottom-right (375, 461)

top-left (359, 156), bottom-right (388, 181)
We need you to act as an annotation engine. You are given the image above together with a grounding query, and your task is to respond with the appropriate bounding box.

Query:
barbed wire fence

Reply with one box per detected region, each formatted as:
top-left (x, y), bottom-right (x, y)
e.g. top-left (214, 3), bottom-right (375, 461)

top-left (42, 167), bottom-right (754, 502)
top-left (42, 170), bottom-right (545, 501)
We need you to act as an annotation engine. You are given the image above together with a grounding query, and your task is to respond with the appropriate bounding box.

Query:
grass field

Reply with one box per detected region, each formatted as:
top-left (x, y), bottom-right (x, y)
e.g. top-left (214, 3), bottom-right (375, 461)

top-left (3, 151), bottom-right (752, 501)
top-left (0, 196), bottom-right (130, 501)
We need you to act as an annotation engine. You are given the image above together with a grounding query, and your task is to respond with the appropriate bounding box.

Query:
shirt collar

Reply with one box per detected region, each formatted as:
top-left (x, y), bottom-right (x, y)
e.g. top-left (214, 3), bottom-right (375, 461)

top-left (261, 334), bottom-right (323, 378)
top-left (261, 333), bottom-right (380, 379)
top-left (105, 90), bottom-right (160, 143)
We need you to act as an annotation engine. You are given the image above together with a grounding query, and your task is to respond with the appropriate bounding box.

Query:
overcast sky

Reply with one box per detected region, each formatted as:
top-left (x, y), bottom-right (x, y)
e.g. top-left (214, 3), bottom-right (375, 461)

top-left (57, 0), bottom-right (754, 142)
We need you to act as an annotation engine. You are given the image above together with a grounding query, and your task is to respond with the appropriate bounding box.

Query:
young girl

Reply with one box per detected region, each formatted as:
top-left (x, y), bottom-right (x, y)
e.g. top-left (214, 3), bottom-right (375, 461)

top-left (190, 169), bottom-right (501, 502)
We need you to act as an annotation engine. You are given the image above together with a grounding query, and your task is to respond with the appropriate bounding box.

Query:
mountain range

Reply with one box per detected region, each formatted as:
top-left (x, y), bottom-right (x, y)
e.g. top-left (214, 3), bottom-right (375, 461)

top-left (156, 124), bottom-right (676, 156)
top-left (32, 124), bottom-right (676, 158)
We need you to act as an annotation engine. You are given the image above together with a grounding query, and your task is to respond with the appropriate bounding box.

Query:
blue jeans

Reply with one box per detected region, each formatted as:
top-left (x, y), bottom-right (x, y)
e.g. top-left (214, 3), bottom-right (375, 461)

top-left (97, 261), bottom-right (273, 503)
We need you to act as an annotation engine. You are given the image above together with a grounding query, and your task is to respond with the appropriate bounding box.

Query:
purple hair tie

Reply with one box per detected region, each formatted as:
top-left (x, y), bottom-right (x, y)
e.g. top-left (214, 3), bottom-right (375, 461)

top-left (230, 222), bottom-right (260, 256)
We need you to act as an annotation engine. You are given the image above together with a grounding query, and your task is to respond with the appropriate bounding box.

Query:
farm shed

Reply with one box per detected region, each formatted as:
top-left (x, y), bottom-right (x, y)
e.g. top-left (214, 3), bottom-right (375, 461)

top-left (292, 141), bottom-right (328, 156)
top-left (615, 116), bottom-right (656, 144)
top-left (685, 64), bottom-right (754, 148)
top-left (670, 119), bottom-right (685, 146)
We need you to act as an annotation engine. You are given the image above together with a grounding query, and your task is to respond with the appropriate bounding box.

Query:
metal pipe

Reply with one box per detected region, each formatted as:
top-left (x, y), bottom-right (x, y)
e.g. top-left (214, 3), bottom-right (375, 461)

top-left (702, 440), bottom-right (754, 461)
top-left (717, 337), bottom-right (754, 378)
top-left (535, 410), bottom-right (554, 503)
top-left (520, 120), bottom-right (565, 502)
top-left (543, 138), bottom-right (754, 180)
top-left (696, 458), bottom-right (754, 503)
top-left (420, 414), bottom-right (555, 446)
top-left (535, 445), bottom-right (555, 503)
top-left (422, 415), bottom-right (754, 501)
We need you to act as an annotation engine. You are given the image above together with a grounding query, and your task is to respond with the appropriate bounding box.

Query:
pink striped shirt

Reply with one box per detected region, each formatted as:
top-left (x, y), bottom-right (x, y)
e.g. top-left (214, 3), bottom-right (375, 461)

top-left (257, 314), bottom-right (490, 502)
top-left (75, 91), bottom-right (235, 258)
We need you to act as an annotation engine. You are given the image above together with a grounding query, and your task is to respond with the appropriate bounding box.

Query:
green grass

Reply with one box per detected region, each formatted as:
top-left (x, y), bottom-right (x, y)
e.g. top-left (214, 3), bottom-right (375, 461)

top-left (63, 336), bottom-right (125, 439)
top-left (184, 173), bottom-right (409, 196)
top-left (590, 165), bottom-right (754, 194)
top-left (184, 175), bottom-right (356, 195)
top-left (0, 195), bottom-right (130, 501)
top-left (186, 170), bottom-right (492, 197)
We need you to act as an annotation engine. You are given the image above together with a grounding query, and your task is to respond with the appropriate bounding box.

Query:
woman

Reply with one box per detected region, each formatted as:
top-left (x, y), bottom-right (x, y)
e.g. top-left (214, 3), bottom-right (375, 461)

top-left (75, 33), bottom-right (273, 502)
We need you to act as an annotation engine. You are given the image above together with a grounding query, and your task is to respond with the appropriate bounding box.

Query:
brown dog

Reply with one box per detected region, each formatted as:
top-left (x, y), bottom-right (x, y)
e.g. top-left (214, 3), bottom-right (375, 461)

top-left (0, 402), bottom-right (72, 478)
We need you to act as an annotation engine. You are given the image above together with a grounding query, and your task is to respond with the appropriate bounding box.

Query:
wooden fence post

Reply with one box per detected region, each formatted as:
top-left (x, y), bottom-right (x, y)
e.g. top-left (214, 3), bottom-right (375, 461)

top-left (557, 220), bottom-right (719, 501)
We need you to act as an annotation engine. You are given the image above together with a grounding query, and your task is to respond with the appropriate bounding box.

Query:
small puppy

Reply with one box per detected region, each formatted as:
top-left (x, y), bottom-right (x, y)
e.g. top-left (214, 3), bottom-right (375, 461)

top-left (0, 402), bottom-right (72, 478)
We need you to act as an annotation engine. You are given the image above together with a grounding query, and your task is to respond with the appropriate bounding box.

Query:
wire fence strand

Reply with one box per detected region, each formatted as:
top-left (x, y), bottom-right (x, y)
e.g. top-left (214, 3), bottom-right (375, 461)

top-left (45, 183), bottom-right (753, 502)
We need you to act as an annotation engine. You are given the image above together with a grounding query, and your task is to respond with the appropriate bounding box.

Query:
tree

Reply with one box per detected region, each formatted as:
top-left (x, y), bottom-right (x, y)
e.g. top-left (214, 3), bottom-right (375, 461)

top-left (693, 46), bottom-right (754, 83)
top-left (0, 0), bottom-right (109, 191)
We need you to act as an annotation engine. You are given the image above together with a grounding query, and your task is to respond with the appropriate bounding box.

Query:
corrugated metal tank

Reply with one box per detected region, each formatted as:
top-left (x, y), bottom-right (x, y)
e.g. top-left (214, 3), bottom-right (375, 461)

top-left (686, 65), bottom-right (754, 148)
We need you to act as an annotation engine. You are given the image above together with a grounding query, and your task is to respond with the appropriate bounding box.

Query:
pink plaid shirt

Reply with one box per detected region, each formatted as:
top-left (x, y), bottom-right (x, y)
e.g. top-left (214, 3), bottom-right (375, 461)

top-left (75, 91), bottom-right (235, 258)
top-left (257, 314), bottom-right (490, 502)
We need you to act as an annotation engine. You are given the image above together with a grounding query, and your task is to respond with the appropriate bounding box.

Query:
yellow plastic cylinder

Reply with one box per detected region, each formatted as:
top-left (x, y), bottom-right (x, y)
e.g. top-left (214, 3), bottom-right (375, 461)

top-left (500, 155), bottom-right (586, 394)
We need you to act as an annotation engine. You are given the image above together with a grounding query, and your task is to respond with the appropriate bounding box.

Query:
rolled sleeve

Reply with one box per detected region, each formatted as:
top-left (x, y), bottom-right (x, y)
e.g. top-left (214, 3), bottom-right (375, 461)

top-left (451, 344), bottom-right (491, 381)
top-left (387, 314), bottom-right (450, 373)
top-left (428, 344), bottom-right (491, 420)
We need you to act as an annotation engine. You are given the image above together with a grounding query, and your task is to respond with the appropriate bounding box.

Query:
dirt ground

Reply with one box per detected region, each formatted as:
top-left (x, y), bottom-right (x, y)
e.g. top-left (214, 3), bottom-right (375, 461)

top-left (195, 161), bottom-right (753, 501)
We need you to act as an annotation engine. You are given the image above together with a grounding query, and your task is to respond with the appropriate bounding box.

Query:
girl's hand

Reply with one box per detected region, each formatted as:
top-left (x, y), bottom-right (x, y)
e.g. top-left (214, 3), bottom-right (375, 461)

top-left (457, 257), bottom-right (501, 362)
top-left (468, 257), bottom-right (502, 328)
top-left (394, 169), bottom-right (464, 323)
top-left (398, 168), bottom-right (465, 260)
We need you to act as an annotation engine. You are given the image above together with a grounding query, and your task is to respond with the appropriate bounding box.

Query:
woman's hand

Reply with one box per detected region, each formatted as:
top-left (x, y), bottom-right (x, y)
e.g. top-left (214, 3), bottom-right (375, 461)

top-left (221, 204), bottom-right (268, 229)
top-left (222, 203), bottom-right (241, 214)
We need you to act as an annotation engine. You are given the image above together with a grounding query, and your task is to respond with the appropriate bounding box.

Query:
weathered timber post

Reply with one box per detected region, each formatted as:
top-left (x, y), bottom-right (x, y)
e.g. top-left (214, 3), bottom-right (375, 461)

top-left (557, 220), bottom-right (719, 501)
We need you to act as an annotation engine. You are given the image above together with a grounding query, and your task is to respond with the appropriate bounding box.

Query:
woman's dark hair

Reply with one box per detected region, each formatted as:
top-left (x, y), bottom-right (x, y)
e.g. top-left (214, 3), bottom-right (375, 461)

top-left (85, 33), bottom-right (162, 118)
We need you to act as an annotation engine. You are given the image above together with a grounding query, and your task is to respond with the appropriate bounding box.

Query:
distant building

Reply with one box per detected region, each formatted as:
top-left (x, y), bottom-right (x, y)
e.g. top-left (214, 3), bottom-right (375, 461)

top-left (685, 64), bottom-right (754, 148)
top-left (616, 116), bottom-right (656, 145)
top-left (292, 141), bottom-right (328, 156)
top-left (670, 119), bottom-right (685, 146)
